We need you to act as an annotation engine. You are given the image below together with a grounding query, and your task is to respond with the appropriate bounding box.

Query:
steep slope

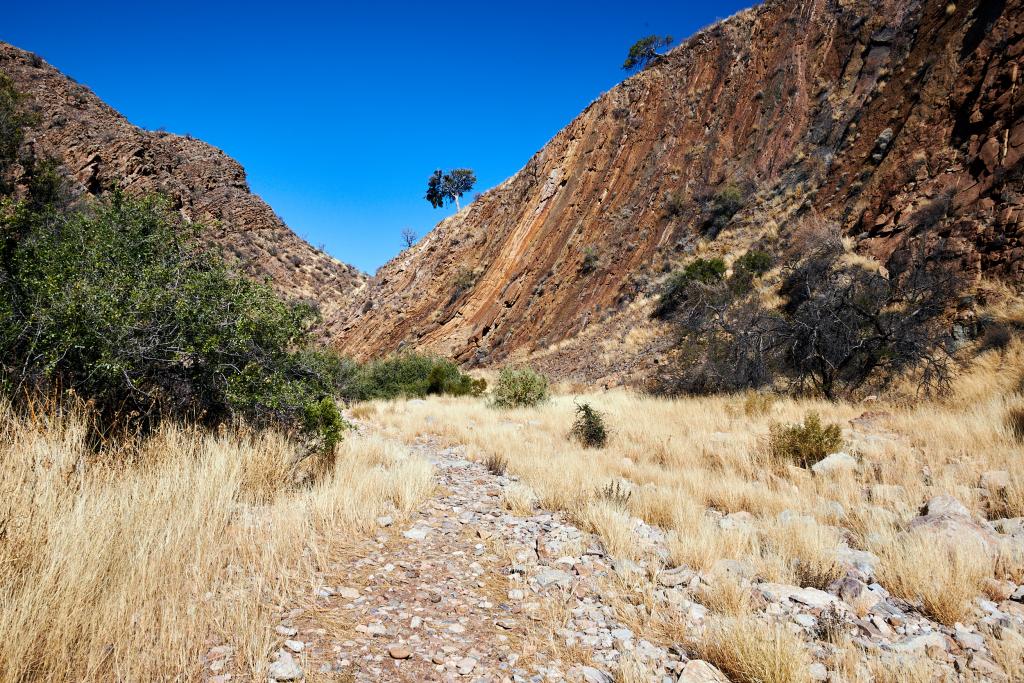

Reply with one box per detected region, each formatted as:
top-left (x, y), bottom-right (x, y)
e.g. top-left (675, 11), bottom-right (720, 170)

top-left (332, 0), bottom-right (1023, 377)
top-left (0, 43), bottom-right (366, 321)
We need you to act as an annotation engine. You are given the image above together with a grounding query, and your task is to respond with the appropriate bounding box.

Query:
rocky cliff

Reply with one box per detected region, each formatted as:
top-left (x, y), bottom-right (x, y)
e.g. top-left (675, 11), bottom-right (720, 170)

top-left (0, 43), bottom-right (366, 322)
top-left (331, 0), bottom-right (1023, 380)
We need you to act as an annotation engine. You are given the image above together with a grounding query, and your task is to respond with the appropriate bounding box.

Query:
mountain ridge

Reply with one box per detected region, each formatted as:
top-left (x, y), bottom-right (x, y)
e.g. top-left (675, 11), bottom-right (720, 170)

top-left (329, 0), bottom-right (1023, 383)
top-left (0, 42), bottom-right (367, 323)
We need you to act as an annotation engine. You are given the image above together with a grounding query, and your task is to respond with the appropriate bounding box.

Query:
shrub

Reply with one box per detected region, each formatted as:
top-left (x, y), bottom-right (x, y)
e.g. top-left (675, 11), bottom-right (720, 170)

top-left (979, 320), bottom-right (1013, 352)
top-left (767, 413), bottom-right (843, 468)
top-left (707, 184), bottom-right (744, 236)
top-left (655, 258), bottom-right (726, 317)
top-left (664, 190), bottom-right (687, 218)
top-left (734, 250), bottom-right (772, 276)
top-left (0, 191), bottom-right (347, 448)
top-left (570, 402), bottom-right (608, 447)
top-left (491, 366), bottom-right (549, 408)
top-left (580, 246), bottom-right (600, 274)
top-left (349, 354), bottom-right (482, 401)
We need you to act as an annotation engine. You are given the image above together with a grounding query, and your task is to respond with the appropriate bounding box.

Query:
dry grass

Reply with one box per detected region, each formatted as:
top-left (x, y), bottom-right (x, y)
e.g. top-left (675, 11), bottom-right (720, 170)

top-left (873, 531), bottom-right (992, 625)
top-left (0, 403), bottom-right (432, 681)
top-left (690, 616), bottom-right (812, 683)
top-left (364, 339), bottom-right (1024, 642)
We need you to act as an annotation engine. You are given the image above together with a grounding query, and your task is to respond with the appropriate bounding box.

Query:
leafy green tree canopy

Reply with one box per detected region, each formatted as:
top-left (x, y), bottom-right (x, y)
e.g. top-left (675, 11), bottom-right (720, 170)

top-left (425, 168), bottom-right (477, 210)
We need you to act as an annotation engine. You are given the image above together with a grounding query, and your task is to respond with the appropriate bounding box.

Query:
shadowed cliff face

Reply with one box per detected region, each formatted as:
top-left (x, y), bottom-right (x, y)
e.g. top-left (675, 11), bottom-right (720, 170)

top-left (332, 0), bottom-right (1023, 374)
top-left (0, 43), bottom-right (367, 323)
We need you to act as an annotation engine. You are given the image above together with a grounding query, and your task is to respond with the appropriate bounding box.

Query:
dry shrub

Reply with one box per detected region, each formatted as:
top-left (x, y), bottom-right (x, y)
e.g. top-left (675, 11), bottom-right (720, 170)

top-left (741, 390), bottom-right (776, 417)
top-left (874, 530), bottom-right (991, 626)
top-left (690, 616), bottom-right (812, 683)
top-left (483, 450), bottom-right (509, 475)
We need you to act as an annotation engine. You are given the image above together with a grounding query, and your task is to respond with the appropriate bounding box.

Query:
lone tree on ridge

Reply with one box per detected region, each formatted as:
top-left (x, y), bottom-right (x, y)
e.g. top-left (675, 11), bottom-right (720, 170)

top-left (425, 168), bottom-right (477, 211)
top-left (622, 35), bottom-right (674, 71)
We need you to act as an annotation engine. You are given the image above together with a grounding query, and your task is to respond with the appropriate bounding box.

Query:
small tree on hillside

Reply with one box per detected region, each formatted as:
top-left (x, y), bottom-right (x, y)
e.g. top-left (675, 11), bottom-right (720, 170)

top-left (401, 227), bottom-right (417, 249)
top-left (425, 168), bottom-right (477, 210)
top-left (622, 35), bottom-right (674, 72)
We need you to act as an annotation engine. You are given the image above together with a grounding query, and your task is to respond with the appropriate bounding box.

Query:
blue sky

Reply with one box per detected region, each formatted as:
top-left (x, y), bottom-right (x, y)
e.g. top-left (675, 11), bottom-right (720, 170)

top-left (5, 0), bottom-right (752, 273)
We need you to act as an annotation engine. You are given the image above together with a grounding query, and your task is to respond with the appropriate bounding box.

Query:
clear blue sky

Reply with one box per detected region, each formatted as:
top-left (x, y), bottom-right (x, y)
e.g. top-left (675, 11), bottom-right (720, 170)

top-left (5, 0), bottom-right (752, 273)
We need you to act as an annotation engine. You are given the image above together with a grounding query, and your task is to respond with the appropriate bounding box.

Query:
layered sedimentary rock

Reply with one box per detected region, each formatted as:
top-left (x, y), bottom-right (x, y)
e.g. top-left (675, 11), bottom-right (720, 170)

top-left (332, 0), bottom-right (1023, 374)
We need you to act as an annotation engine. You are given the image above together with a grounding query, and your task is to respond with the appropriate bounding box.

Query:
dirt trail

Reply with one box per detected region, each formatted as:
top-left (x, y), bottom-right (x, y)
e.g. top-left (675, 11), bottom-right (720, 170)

top-left (257, 434), bottom-right (681, 683)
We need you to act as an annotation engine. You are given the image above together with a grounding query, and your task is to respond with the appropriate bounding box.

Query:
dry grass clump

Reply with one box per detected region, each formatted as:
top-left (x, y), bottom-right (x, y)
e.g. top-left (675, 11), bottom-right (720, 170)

top-left (502, 481), bottom-right (539, 515)
top-left (989, 627), bottom-right (1024, 680)
top-left (0, 403), bottom-right (432, 682)
top-left (872, 530), bottom-right (992, 626)
top-left (690, 616), bottom-right (812, 683)
top-left (695, 574), bottom-right (754, 616)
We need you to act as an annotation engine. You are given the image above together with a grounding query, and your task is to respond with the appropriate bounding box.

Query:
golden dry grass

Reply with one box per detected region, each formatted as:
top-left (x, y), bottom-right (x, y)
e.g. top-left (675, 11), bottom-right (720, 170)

top-left (690, 616), bottom-right (812, 683)
top-left (0, 403), bottom-right (432, 681)
top-left (366, 341), bottom-right (1024, 636)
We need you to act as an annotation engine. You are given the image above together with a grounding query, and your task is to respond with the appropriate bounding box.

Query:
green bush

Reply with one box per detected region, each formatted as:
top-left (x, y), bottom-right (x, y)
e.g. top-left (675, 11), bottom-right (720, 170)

top-left (570, 402), bottom-right (608, 448)
top-left (491, 366), bottom-right (549, 408)
top-left (349, 353), bottom-right (483, 401)
top-left (655, 257), bottom-right (726, 317)
top-left (707, 184), bottom-right (744, 236)
top-left (734, 250), bottom-right (772, 276)
top-left (767, 413), bottom-right (843, 468)
top-left (0, 190), bottom-right (348, 448)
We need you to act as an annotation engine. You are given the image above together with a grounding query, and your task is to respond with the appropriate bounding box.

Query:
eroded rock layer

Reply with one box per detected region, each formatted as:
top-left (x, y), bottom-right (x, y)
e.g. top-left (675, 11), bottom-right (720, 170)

top-left (332, 0), bottom-right (1023, 370)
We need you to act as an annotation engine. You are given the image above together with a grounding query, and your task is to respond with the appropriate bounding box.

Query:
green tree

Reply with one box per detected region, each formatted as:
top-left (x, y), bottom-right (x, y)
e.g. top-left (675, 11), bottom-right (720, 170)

top-left (622, 35), bottom-right (674, 72)
top-left (425, 168), bottom-right (477, 210)
top-left (0, 189), bottom-right (349, 447)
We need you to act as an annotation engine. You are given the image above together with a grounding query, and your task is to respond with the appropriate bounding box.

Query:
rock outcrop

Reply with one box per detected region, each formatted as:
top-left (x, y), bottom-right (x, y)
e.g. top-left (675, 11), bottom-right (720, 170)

top-left (331, 0), bottom-right (1023, 378)
top-left (0, 42), bottom-right (366, 322)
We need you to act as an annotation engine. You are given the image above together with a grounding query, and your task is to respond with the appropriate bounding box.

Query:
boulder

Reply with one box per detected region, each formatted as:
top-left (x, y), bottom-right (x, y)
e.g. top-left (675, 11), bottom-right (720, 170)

top-left (268, 651), bottom-right (303, 681)
top-left (811, 451), bottom-right (858, 476)
top-left (677, 660), bottom-right (730, 683)
top-left (758, 583), bottom-right (841, 609)
top-left (980, 470), bottom-right (1011, 491)
top-left (924, 494), bottom-right (971, 518)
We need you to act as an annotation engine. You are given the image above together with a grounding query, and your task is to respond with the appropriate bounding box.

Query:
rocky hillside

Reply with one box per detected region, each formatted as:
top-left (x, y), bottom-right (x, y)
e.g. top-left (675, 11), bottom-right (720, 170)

top-left (331, 0), bottom-right (1023, 379)
top-left (0, 43), bottom-right (366, 322)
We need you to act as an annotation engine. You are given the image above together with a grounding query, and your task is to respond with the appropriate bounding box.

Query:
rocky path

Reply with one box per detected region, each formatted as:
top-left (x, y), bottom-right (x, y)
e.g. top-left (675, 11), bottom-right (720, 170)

top-left (257, 436), bottom-right (686, 683)
top-left (246, 430), bottom-right (1024, 683)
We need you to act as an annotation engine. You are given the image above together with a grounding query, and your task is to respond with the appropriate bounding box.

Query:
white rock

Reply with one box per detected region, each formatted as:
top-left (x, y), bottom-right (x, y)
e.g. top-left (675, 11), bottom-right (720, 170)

top-left (274, 625), bottom-right (297, 637)
top-left (336, 586), bottom-right (361, 600)
top-left (283, 639), bottom-right (304, 653)
top-left (577, 665), bottom-right (614, 683)
top-left (811, 451), bottom-right (858, 476)
top-left (457, 656), bottom-right (477, 675)
top-left (677, 660), bottom-right (729, 683)
top-left (925, 495), bottom-right (970, 518)
top-left (268, 651), bottom-right (303, 681)
top-left (403, 527), bottom-right (429, 541)
top-left (808, 662), bottom-right (828, 681)
top-left (758, 583), bottom-right (840, 609)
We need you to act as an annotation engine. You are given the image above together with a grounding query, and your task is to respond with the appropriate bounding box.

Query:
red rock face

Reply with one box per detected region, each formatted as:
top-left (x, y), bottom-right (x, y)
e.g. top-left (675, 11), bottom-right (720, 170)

top-left (0, 43), bottom-right (366, 323)
top-left (331, 0), bottom-right (1023, 373)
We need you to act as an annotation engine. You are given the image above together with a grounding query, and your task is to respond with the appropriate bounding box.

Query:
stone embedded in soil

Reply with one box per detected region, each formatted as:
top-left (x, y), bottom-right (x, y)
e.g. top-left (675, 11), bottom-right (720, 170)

top-left (387, 644), bottom-right (412, 659)
top-left (267, 651), bottom-right (303, 681)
